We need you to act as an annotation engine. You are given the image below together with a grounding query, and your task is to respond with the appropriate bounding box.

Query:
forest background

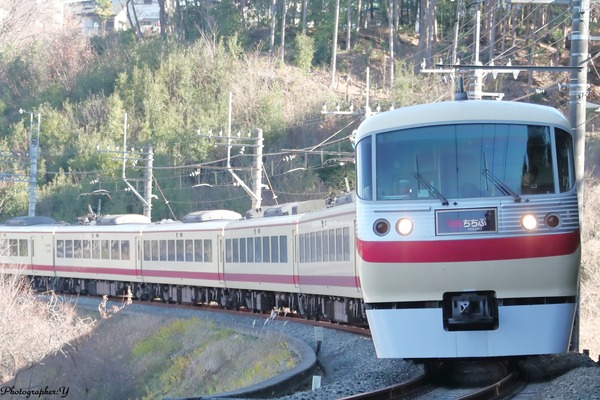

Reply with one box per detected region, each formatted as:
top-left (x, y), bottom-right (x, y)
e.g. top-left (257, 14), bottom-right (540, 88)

top-left (1, 0), bottom-right (600, 367)
top-left (3, 0), bottom-right (599, 222)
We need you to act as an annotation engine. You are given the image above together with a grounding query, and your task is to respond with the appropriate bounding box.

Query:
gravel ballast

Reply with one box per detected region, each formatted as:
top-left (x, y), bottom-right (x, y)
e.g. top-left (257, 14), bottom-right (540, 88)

top-left (21, 297), bottom-right (600, 400)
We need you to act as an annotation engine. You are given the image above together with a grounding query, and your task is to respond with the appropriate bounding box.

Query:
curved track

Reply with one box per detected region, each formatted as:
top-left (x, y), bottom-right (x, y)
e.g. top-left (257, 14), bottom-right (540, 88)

top-left (341, 361), bottom-right (528, 400)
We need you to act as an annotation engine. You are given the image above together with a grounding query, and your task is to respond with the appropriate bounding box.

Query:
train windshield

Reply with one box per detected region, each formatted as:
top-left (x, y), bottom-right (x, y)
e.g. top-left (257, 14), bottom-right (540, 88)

top-left (356, 123), bottom-right (575, 201)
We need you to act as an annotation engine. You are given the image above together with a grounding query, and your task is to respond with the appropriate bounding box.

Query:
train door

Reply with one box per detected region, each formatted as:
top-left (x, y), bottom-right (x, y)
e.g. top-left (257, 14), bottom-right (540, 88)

top-left (218, 235), bottom-right (225, 284)
top-left (28, 235), bottom-right (35, 271)
top-left (352, 219), bottom-right (360, 292)
top-left (135, 236), bottom-right (143, 280)
top-left (292, 230), bottom-right (299, 289)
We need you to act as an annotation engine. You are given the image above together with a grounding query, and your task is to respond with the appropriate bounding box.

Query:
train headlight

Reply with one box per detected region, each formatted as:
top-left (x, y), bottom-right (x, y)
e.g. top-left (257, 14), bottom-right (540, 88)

top-left (396, 218), bottom-right (414, 236)
top-left (373, 219), bottom-right (390, 236)
top-left (521, 214), bottom-right (538, 230)
top-left (544, 213), bottom-right (560, 228)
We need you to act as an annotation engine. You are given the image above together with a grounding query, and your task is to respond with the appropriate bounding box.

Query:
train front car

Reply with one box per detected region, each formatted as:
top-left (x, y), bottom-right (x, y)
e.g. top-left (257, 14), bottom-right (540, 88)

top-left (355, 100), bottom-right (581, 359)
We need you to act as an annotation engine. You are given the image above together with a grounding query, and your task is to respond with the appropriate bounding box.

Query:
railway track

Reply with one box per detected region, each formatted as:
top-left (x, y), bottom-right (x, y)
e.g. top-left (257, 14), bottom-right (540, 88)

top-left (340, 361), bottom-right (528, 400)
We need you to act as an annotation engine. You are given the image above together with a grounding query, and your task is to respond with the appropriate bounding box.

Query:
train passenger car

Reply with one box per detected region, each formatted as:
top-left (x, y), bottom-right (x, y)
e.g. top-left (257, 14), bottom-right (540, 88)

top-left (0, 216), bottom-right (58, 279)
top-left (51, 215), bottom-right (148, 291)
top-left (295, 199), bottom-right (361, 322)
top-left (136, 210), bottom-right (241, 303)
top-left (355, 99), bottom-right (581, 358)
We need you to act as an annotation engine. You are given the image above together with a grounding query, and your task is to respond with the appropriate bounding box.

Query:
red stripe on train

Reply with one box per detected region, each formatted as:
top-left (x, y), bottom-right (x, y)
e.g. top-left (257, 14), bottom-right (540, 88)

top-left (357, 231), bottom-right (580, 263)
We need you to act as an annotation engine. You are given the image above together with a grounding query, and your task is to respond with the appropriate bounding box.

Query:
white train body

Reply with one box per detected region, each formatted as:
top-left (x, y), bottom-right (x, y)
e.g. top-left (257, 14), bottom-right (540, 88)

top-left (0, 202), bottom-right (361, 323)
top-left (355, 100), bottom-right (581, 358)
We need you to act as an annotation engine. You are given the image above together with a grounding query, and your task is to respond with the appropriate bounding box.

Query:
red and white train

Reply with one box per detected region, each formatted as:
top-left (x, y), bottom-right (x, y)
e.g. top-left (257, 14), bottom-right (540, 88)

top-left (355, 99), bottom-right (581, 358)
top-left (0, 99), bottom-right (581, 360)
top-left (0, 197), bottom-right (362, 324)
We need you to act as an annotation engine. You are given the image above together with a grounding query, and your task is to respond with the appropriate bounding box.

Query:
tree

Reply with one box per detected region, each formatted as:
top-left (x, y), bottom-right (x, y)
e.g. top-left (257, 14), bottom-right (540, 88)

top-left (95, 0), bottom-right (114, 35)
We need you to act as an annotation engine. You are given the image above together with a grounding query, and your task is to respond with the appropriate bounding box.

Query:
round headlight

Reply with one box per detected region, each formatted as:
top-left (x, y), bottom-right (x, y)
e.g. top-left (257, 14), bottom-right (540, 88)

top-left (373, 219), bottom-right (390, 236)
top-left (521, 214), bottom-right (538, 230)
top-left (544, 213), bottom-right (560, 228)
top-left (396, 218), bottom-right (414, 236)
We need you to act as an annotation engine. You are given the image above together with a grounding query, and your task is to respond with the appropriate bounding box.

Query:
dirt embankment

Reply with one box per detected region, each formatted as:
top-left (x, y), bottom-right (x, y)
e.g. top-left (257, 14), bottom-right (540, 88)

top-left (8, 302), bottom-right (299, 400)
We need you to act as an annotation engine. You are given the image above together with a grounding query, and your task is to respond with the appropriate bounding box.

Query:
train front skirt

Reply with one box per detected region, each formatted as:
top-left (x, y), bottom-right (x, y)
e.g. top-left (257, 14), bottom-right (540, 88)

top-left (366, 302), bottom-right (576, 358)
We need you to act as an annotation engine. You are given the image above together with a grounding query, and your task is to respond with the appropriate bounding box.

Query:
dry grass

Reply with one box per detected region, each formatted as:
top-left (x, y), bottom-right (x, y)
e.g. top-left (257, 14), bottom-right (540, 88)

top-left (0, 270), bottom-right (95, 383)
top-left (579, 175), bottom-right (600, 360)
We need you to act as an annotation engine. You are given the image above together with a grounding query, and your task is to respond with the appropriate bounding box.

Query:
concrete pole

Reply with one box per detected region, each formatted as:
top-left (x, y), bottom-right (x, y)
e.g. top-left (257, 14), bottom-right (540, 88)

top-left (28, 113), bottom-right (40, 217)
top-left (143, 145), bottom-right (154, 219)
top-left (252, 129), bottom-right (264, 212)
top-left (569, 0), bottom-right (589, 216)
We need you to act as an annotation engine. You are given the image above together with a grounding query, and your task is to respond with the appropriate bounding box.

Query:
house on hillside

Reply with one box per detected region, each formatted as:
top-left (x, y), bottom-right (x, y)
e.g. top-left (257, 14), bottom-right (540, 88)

top-left (65, 0), bottom-right (160, 36)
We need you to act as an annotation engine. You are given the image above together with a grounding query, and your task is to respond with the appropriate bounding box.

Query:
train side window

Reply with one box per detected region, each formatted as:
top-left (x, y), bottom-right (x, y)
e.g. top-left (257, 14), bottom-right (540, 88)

top-left (279, 235), bottom-right (287, 263)
top-left (328, 230), bottom-right (336, 261)
top-left (299, 234), bottom-right (305, 263)
top-left (65, 240), bottom-right (73, 258)
top-left (271, 236), bottom-right (278, 263)
top-left (322, 231), bottom-right (329, 262)
top-left (19, 239), bottom-right (28, 257)
top-left (316, 232), bottom-right (323, 262)
top-left (232, 238), bottom-right (239, 263)
top-left (343, 227), bottom-right (350, 261)
top-left (159, 240), bottom-right (167, 261)
top-left (204, 240), bottom-right (212, 262)
top-left (101, 240), bottom-right (110, 259)
top-left (176, 239), bottom-right (184, 262)
top-left (184, 240), bottom-right (193, 262)
top-left (240, 238), bottom-right (246, 263)
top-left (254, 237), bottom-right (262, 262)
top-left (194, 239), bottom-right (203, 262)
top-left (74, 240), bottom-right (82, 258)
top-left (262, 237), bottom-right (271, 262)
top-left (92, 240), bottom-right (101, 259)
top-left (56, 240), bottom-right (64, 258)
top-left (168, 240), bottom-right (175, 261)
top-left (143, 240), bottom-right (151, 261)
top-left (356, 137), bottom-right (373, 200)
top-left (555, 128), bottom-right (575, 192)
top-left (83, 240), bottom-right (91, 258)
top-left (111, 240), bottom-right (121, 260)
top-left (335, 228), bottom-right (343, 261)
top-left (226, 239), bottom-right (232, 263)
top-left (151, 240), bottom-right (159, 261)
top-left (247, 237), bottom-right (254, 263)
top-left (122, 241), bottom-right (130, 260)
top-left (309, 232), bottom-right (316, 262)
top-left (9, 239), bottom-right (18, 256)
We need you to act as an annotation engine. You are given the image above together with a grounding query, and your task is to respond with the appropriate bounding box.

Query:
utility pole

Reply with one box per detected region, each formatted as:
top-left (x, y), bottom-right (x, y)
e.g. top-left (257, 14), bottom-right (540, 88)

top-left (470, 0), bottom-right (483, 100)
top-left (18, 109), bottom-right (41, 217)
top-left (569, 0), bottom-right (590, 216)
top-left (143, 144), bottom-right (154, 219)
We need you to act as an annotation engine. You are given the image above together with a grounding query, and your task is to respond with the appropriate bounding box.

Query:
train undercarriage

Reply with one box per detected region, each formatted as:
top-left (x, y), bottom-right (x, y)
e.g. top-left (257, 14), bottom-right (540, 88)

top-left (28, 276), bottom-right (366, 325)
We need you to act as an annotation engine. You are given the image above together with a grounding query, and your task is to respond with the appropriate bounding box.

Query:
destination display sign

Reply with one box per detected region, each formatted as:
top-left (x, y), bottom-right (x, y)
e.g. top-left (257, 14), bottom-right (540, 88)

top-left (436, 208), bottom-right (498, 235)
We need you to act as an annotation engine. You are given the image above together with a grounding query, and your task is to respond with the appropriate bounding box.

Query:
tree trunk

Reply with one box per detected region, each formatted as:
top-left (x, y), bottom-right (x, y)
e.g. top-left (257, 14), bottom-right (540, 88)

top-left (270, 0), bottom-right (277, 54)
top-left (302, 0), bottom-right (308, 34)
top-left (158, 0), bottom-right (169, 39)
top-left (281, 0), bottom-right (286, 62)
top-left (331, 0), bottom-right (340, 87)
top-left (347, 0), bottom-right (351, 51)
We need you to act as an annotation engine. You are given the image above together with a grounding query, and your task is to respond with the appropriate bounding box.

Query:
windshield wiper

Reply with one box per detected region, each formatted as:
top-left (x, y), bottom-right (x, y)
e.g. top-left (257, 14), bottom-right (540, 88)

top-left (481, 166), bottom-right (521, 203)
top-left (414, 157), bottom-right (449, 205)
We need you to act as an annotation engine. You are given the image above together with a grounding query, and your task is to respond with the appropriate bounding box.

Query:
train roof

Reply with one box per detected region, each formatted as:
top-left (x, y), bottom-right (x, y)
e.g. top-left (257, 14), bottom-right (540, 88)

top-left (356, 100), bottom-right (572, 141)
top-left (1, 216), bottom-right (60, 226)
top-left (95, 214), bottom-right (151, 225)
top-left (181, 209), bottom-right (242, 223)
